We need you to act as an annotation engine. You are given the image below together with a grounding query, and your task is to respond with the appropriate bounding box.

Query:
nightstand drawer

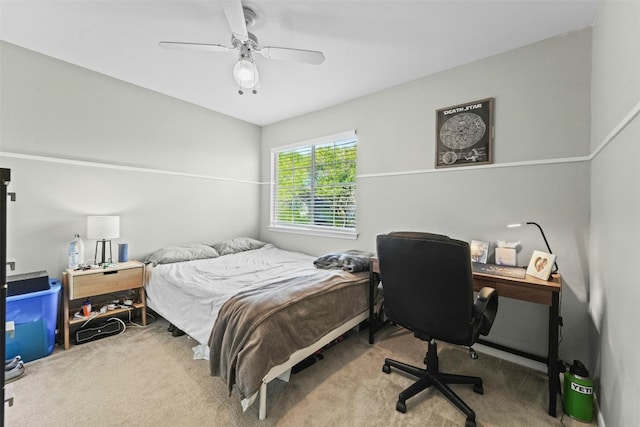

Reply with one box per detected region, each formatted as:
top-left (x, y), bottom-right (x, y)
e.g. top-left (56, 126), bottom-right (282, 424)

top-left (69, 267), bottom-right (143, 300)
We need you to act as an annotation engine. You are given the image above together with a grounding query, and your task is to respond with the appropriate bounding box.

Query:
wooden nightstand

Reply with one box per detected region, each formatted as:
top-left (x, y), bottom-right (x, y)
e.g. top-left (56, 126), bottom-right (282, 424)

top-left (61, 260), bottom-right (146, 349)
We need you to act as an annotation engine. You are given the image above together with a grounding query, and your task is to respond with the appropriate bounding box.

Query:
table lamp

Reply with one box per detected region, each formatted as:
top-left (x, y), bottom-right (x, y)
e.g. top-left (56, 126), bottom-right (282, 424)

top-left (506, 221), bottom-right (558, 273)
top-left (87, 215), bottom-right (120, 265)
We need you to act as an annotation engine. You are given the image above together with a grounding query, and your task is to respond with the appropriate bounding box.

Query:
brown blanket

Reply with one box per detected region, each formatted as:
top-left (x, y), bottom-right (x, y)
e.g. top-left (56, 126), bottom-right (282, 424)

top-left (209, 268), bottom-right (369, 402)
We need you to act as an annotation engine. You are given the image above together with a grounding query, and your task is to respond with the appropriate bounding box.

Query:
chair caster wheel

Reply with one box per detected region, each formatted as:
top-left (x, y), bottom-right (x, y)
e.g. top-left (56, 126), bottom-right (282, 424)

top-left (469, 347), bottom-right (479, 359)
top-left (465, 418), bottom-right (476, 427)
top-left (396, 400), bottom-right (406, 413)
top-left (382, 364), bottom-right (391, 374)
top-left (473, 384), bottom-right (484, 394)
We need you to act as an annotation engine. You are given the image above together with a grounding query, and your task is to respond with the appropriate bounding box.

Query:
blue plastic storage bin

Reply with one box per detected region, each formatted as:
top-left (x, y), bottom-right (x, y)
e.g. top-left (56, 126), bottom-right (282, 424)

top-left (6, 278), bottom-right (61, 362)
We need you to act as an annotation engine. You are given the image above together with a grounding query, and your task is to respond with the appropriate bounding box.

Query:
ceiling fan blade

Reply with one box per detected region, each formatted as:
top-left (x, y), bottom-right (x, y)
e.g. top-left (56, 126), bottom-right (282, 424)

top-left (221, 0), bottom-right (248, 39)
top-left (158, 41), bottom-right (232, 53)
top-left (259, 47), bottom-right (325, 65)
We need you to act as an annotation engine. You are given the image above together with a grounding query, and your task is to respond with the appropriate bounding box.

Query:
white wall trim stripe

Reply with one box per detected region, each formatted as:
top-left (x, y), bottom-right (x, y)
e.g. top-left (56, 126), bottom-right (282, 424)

top-left (0, 151), bottom-right (261, 185)
top-left (356, 155), bottom-right (590, 179)
top-left (589, 100), bottom-right (640, 161)
top-left (2, 101), bottom-right (636, 184)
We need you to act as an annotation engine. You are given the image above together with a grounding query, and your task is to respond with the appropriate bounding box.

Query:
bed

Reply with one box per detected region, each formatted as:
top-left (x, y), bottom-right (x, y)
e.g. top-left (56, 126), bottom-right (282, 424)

top-left (144, 238), bottom-right (372, 419)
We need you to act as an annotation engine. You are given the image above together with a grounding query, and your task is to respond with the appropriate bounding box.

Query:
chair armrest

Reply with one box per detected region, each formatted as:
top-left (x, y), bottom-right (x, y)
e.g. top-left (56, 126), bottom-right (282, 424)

top-left (474, 287), bottom-right (498, 336)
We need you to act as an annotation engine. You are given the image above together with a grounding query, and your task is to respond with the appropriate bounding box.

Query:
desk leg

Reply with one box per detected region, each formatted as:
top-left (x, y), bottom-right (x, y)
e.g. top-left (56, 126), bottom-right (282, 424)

top-left (548, 292), bottom-right (560, 417)
top-left (369, 268), bottom-right (375, 344)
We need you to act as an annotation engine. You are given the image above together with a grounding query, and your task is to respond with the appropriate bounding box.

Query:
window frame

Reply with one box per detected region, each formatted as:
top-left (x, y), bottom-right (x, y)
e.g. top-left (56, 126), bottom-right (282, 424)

top-left (268, 130), bottom-right (358, 240)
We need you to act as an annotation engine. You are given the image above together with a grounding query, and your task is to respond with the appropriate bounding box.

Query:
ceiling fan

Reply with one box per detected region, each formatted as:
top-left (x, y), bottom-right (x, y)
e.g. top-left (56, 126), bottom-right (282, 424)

top-left (159, 0), bottom-right (325, 95)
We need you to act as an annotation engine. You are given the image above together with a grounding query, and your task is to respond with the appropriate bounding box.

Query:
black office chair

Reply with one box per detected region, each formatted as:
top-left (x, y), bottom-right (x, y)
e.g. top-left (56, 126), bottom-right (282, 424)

top-left (377, 232), bottom-right (498, 427)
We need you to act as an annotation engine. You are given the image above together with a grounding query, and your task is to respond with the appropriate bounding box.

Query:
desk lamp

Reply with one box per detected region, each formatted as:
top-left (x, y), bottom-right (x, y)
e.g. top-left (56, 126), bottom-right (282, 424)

top-left (506, 222), bottom-right (558, 273)
top-left (87, 216), bottom-right (120, 265)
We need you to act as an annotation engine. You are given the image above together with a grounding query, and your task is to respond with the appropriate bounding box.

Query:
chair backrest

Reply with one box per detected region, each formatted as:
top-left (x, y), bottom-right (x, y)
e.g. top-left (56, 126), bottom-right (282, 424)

top-left (376, 231), bottom-right (476, 345)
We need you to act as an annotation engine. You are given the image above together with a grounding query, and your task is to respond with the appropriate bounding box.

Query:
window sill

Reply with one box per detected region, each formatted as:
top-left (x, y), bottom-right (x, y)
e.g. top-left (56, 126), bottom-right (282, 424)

top-left (268, 225), bottom-right (358, 240)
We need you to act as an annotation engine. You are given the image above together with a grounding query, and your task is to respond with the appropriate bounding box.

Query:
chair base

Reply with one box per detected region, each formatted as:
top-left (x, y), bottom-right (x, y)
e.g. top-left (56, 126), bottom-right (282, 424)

top-left (382, 339), bottom-right (483, 427)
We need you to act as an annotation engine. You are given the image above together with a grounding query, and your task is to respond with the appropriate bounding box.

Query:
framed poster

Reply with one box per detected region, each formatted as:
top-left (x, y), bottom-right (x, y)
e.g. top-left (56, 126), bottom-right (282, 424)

top-left (435, 98), bottom-right (494, 168)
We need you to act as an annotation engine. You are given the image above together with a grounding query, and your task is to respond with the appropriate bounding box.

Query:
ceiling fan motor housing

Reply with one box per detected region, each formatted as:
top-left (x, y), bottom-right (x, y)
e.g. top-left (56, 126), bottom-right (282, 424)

top-left (243, 7), bottom-right (257, 28)
top-left (232, 32), bottom-right (258, 58)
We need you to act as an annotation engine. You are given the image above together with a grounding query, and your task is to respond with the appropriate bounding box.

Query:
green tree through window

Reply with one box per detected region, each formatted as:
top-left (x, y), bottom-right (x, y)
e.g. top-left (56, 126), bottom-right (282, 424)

top-left (272, 132), bottom-right (357, 234)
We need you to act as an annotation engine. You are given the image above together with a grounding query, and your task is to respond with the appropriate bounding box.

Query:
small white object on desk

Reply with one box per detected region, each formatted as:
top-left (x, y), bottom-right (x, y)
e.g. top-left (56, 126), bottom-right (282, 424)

top-left (495, 240), bottom-right (519, 266)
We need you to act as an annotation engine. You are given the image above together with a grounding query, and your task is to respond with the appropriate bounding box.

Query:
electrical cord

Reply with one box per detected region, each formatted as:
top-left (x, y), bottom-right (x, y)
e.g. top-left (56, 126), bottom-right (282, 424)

top-left (71, 292), bottom-right (155, 349)
top-left (122, 305), bottom-right (156, 327)
top-left (558, 288), bottom-right (564, 349)
top-left (73, 292), bottom-right (154, 327)
top-left (105, 317), bottom-right (127, 335)
top-left (74, 312), bottom-right (142, 343)
top-left (559, 382), bottom-right (567, 426)
top-left (79, 312), bottom-right (100, 328)
top-left (74, 291), bottom-right (138, 312)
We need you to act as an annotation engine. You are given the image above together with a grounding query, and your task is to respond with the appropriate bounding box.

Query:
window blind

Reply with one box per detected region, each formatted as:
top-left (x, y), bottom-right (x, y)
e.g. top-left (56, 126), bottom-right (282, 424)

top-left (271, 131), bottom-right (357, 235)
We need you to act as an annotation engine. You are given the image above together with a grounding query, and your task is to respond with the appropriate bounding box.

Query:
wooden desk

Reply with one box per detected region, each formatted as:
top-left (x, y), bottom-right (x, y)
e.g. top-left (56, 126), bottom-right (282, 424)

top-left (369, 258), bottom-right (562, 417)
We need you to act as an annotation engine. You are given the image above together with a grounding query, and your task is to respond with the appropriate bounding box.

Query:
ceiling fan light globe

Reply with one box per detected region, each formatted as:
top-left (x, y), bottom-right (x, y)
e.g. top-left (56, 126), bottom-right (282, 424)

top-left (233, 59), bottom-right (259, 89)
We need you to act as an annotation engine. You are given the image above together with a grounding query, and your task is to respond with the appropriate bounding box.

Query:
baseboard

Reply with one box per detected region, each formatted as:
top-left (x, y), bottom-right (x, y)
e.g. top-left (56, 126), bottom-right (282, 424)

top-left (594, 393), bottom-right (605, 427)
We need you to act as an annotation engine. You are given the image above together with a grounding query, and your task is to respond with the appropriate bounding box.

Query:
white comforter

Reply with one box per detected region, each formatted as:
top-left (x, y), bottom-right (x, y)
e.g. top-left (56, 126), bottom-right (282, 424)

top-left (145, 244), bottom-right (321, 346)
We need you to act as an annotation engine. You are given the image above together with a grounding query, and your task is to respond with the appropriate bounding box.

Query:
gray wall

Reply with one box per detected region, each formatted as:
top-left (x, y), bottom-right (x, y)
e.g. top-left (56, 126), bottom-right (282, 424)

top-left (589, 1), bottom-right (640, 426)
top-left (0, 41), bottom-right (262, 278)
top-left (261, 30), bottom-right (593, 366)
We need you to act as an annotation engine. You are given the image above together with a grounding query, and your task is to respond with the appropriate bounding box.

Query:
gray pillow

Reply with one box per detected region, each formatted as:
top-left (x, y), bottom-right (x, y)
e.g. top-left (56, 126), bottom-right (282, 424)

top-left (145, 244), bottom-right (219, 266)
top-left (211, 237), bottom-right (267, 256)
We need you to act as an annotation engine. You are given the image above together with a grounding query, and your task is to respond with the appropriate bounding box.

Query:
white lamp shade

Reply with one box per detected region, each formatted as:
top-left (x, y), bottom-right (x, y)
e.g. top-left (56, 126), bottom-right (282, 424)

top-left (87, 216), bottom-right (120, 239)
top-left (233, 58), bottom-right (259, 89)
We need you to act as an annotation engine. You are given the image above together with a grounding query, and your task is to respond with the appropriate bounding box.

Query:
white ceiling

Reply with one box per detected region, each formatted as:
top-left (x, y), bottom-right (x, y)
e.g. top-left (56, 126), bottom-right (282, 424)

top-left (0, 0), bottom-right (599, 126)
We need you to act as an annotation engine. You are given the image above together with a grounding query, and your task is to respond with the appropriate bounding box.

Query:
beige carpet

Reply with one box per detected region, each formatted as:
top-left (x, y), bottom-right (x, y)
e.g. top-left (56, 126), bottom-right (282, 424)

top-left (5, 317), bottom-right (595, 426)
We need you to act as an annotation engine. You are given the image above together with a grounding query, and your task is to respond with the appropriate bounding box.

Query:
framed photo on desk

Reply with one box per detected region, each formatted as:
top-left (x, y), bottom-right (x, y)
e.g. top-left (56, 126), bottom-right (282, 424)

top-left (470, 240), bottom-right (489, 263)
top-left (526, 250), bottom-right (557, 281)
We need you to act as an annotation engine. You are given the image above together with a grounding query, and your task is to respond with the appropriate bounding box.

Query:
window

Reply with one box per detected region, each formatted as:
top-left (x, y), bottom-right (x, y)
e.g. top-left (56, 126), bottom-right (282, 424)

top-left (270, 130), bottom-right (358, 239)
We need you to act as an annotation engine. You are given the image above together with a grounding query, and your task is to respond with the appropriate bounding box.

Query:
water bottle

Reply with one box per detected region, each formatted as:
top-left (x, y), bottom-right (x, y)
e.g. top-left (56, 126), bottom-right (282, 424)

top-left (563, 360), bottom-right (594, 422)
top-left (68, 240), bottom-right (79, 270)
top-left (68, 234), bottom-right (85, 270)
top-left (74, 234), bottom-right (85, 267)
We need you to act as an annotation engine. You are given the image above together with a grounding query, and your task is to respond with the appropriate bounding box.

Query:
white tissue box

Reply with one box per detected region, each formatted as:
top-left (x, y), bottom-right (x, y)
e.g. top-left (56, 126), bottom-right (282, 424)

top-left (495, 247), bottom-right (516, 266)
